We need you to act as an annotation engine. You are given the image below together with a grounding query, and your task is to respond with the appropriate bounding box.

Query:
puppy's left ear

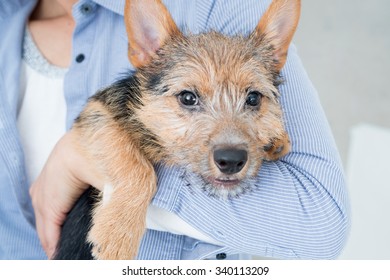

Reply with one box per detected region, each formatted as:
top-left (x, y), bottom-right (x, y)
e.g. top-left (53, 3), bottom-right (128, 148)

top-left (252, 0), bottom-right (301, 72)
top-left (124, 0), bottom-right (181, 68)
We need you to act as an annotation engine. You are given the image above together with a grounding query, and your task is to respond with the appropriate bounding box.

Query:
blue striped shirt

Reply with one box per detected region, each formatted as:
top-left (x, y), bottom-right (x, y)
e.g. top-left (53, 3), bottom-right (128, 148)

top-left (0, 0), bottom-right (349, 259)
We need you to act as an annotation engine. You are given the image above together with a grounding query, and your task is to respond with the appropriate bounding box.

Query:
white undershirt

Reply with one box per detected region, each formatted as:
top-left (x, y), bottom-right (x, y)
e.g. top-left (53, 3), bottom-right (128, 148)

top-left (17, 29), bottom-right (218, 246)
top-left (17, 61), bottom-right (67, 183)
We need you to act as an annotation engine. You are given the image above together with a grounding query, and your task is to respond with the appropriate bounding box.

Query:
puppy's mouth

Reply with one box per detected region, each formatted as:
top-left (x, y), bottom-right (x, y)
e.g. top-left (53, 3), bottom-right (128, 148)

top-left (207, 177), bottom-right (241, 189)
top-left (183, 171), bottom-right (254, 199)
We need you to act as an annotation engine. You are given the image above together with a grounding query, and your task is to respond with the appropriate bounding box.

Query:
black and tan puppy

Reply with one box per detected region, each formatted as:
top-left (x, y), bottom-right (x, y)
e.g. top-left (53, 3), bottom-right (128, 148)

top-left (54, 0), bottom-right (300, 260)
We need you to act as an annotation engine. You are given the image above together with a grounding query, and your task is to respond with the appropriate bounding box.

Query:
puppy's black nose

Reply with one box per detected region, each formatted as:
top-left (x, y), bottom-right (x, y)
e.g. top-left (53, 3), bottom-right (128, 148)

top-left (214, 149), bottom-right (248, 175)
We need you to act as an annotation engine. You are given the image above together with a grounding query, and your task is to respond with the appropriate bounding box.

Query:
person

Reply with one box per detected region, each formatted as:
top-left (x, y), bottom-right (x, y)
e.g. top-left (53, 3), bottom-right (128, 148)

top-left (0, 0), bottom-right (349, 260)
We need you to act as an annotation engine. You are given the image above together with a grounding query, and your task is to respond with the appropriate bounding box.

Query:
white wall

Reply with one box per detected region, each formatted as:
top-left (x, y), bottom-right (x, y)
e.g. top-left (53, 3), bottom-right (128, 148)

top-left (340, 124), bottom-right (390, 259)
top-left (294, 0), bottom-right (390, 259)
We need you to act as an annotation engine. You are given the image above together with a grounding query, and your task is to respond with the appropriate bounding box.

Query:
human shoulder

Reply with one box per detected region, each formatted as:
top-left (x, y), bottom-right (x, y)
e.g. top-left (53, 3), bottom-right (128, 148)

top-left (91, 0), bottom-right (272, 35)
top-left (202, 0), bottom-right (272, 35)
top-left (163, 0), bottom-right (272, 35)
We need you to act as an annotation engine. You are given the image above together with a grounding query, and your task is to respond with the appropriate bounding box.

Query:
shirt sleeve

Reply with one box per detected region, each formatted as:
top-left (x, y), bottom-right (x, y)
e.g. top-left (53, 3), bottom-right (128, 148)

top-left (150, 0), bottom-right (350, 259)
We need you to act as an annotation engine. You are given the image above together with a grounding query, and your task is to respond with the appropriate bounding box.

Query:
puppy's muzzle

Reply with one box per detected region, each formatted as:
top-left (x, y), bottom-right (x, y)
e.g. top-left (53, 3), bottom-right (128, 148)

top-left (213, 148), bottom-right (248, 175)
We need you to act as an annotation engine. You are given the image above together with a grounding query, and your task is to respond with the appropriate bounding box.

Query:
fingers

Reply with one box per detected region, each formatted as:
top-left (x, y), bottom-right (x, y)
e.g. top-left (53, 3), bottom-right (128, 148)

top-left (32, 195), bottom-right (62, 258)
top-left (37, 214), bottom-right (61, 259)
top-left (30, 166), bottom-right (70, 259)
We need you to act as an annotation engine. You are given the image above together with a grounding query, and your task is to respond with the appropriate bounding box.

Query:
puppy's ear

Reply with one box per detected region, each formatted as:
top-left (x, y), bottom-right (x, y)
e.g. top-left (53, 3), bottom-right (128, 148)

top-left (124, 0), bottom-right (181, 68)
top-left (252, 0), bottom-right (301, 72)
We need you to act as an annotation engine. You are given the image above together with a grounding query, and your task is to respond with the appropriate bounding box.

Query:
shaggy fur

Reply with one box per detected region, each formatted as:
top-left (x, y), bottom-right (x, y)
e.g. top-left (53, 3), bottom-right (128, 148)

top-left (54, 0), bottom-right (300, 260)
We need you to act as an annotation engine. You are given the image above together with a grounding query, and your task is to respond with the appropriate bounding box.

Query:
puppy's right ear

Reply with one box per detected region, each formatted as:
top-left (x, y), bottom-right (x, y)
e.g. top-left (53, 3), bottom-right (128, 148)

top-left (124, 0), bottom-right (181, 68)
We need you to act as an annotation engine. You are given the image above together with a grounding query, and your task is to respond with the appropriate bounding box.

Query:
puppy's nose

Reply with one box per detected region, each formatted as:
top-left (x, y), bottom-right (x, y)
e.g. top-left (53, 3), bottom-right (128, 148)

top-left (214, 149), bottom-right (248, 175)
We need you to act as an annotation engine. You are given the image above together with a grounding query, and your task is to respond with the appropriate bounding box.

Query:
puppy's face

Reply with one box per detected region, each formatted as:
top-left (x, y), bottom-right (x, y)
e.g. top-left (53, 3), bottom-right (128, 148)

top-left (126, 0), bottom-right (300, 198)
top-left (135, 33), bottom-right (288, 198)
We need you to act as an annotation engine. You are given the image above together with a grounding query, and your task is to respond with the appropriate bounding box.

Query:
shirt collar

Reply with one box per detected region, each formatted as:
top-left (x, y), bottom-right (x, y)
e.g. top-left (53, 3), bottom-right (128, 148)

top-left (91, 0), bottom-right (125, 16)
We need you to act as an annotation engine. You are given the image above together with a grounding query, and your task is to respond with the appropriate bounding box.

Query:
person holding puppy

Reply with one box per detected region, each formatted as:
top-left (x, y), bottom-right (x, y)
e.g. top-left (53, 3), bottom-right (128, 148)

top-left (0, 0), bottom-right (349, 259)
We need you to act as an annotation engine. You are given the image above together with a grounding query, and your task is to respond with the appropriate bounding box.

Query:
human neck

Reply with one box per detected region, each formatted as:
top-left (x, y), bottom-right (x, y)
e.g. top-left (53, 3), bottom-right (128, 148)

top-left (28, 0), bottom-right (79, 68)
top-left (30, 0), bottom-right (78, 20)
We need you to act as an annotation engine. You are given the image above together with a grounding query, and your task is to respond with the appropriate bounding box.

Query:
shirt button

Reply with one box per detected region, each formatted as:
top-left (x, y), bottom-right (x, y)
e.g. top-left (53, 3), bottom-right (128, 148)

top-left (80, 3), bottom-right (93, 15)
top-left (216, 253), bottom-right (227, 260)
top-left (75, 54), bottom-right (85, 63)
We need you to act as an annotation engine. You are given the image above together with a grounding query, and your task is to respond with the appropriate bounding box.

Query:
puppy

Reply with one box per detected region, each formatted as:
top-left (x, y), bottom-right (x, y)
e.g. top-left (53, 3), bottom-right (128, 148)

top-left (54, 0), bottom-right (300, 259)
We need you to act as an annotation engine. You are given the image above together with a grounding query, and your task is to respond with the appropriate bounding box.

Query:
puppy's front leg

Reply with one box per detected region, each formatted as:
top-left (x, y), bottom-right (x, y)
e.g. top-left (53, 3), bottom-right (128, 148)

top-left (89, 154), bottom-right (156, 260)
top-left (74, 101), bottom-right (156, 260)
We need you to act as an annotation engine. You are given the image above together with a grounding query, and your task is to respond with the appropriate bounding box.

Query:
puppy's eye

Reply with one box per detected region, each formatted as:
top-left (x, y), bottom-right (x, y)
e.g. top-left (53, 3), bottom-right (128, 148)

top-left (178, 90), bottom-right (199, 106)
top-left (245, 91), bottom-right (262, 107)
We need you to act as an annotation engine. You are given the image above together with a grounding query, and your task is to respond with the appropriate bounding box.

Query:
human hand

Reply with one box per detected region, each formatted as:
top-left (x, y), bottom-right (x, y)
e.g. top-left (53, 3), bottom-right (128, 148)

top-left (30, 131), bottom-right (104, 259)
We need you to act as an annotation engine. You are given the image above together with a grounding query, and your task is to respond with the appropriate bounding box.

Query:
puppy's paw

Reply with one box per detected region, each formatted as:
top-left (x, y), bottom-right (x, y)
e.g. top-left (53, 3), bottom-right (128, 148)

top-left (88, 212), bottom-right (141, 260)
top-left (263, 133), bottom-right (291, 161)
